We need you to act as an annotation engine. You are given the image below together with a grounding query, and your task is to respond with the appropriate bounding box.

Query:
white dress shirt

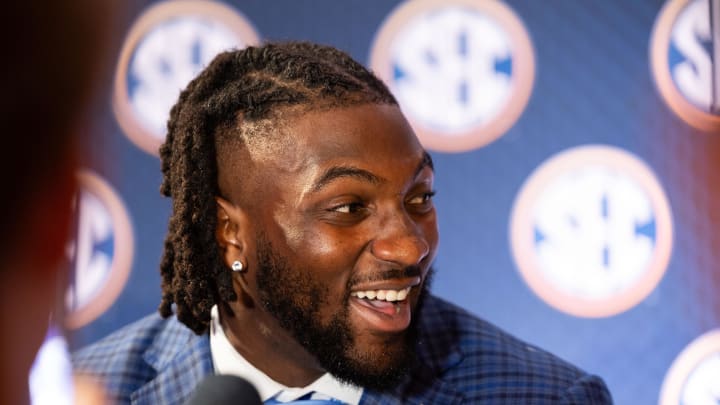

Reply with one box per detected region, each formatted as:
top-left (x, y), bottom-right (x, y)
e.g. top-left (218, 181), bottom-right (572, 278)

top-left (209, 306), bottom-right (363, 404)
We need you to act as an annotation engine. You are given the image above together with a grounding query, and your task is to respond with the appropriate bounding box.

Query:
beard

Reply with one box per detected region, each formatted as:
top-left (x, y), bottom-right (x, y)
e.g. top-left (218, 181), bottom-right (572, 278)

top-left (254, 233), bottom-right (432, 390)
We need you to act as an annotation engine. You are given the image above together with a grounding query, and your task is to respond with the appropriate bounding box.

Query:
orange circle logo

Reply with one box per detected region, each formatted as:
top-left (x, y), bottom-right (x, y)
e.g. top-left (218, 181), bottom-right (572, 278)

top-left (370, 0), bottom-right (535, 152)
top-left (64, 171), bottom-right (134, 329)
top-left (509, 145), bottom-right (673, 318)
top-left (114, 0), bottom-right (260, 156)
top-left (660, 329), bottom-right (720, 404)
top-left (650, 0), bottom-right (719, 132)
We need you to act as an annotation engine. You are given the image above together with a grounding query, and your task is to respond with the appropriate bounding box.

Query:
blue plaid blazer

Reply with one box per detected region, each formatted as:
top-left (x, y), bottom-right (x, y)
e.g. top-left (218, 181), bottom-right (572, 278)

top-left (73, 295), bottom-right (612, 404)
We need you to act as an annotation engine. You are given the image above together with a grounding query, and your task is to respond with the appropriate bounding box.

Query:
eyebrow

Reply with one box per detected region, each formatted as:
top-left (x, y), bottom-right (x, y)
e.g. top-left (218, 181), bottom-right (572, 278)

top-left (312, 166), bottom-right (383, 192)
top-left (311, 151), bottom-right (434, 193)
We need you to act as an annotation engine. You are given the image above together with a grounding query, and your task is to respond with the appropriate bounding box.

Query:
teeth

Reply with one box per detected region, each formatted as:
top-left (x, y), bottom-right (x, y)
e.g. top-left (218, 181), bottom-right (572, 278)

top-left (351, 287), bottom-right (411, 302)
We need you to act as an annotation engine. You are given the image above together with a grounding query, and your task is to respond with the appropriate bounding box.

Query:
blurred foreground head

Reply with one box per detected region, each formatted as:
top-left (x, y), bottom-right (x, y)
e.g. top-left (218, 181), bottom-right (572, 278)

top-left (0, 1), bottom-right (120, 403)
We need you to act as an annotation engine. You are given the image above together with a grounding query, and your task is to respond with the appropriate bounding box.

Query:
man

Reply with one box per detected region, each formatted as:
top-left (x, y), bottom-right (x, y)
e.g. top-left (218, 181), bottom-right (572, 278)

top-left (1, 2), bottom-right (118, 404)
top-left (73, 42), bottom-right (612, 404)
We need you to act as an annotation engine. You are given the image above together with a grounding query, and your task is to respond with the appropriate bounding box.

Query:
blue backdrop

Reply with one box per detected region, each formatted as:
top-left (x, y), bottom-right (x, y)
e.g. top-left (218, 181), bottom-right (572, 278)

top-left (66, 1), bottom-right (720, 404)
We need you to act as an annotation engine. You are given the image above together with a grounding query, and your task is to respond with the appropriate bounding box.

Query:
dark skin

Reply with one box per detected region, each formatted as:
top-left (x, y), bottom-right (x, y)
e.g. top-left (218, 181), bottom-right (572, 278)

top-left (214, 104), bottom-right (439, 387)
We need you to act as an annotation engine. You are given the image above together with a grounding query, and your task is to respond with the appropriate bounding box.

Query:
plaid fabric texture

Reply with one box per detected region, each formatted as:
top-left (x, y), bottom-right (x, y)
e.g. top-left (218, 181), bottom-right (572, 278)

top-left (360, 296), bottom-right (612, 404)
top-left (72, 295), bottom-right (612, 404)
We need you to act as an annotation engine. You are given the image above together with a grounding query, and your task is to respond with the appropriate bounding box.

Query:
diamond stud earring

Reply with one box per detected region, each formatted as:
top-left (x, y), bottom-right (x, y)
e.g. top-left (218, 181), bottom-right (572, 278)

top-left (231, 260), bottom-right (244, 272)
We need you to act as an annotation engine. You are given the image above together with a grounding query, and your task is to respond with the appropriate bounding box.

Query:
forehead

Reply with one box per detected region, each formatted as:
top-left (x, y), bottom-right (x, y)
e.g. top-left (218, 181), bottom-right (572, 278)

top-left (252, 104), bottom-right (426, 174)
top-left (240, 104), bottom-right (425, 181)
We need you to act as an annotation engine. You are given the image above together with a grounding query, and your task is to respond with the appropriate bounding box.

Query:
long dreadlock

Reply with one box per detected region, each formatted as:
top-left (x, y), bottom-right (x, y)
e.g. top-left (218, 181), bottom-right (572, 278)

top-left (158, 42), bottom-right (397, 334)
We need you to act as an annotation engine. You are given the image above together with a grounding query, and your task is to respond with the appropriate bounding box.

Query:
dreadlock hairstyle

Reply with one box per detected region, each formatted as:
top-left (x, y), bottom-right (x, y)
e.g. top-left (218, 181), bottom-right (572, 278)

top-left (158, 42), bottom-right (398, 334)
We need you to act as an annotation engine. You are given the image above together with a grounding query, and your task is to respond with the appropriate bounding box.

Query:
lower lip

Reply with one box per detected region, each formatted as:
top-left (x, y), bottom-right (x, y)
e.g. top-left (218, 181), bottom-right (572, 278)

top-left (349, 296), bottom-right (412, 333)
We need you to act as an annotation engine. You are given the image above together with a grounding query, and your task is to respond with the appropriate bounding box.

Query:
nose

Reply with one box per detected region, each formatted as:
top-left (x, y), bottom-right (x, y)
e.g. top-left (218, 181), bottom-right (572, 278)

top-left (370, 212), bottom-right (431, 267)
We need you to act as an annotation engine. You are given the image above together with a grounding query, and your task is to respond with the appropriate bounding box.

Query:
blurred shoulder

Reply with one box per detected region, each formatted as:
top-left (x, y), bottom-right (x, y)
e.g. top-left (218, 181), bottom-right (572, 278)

top-left (73, 313), bottom-right (186, 368)
top-left (71, 312), bottom-right (198, 400)
top-left (417, 295), bottom-right (613, 403)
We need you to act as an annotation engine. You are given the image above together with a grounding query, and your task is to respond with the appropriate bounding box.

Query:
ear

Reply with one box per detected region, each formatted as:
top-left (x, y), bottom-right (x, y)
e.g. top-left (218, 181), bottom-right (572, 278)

top-left (215, 196), bottom-right (251, 268)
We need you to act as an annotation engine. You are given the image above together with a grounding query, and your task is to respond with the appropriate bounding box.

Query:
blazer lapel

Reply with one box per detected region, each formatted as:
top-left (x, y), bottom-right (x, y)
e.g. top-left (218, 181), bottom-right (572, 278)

top-left (131, 328), bottom-right (214, 404)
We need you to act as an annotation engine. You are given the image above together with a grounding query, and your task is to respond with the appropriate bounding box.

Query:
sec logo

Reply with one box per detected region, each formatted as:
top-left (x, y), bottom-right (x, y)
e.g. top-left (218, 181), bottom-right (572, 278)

top-left (660, 329), bottom-right (720, 405)
top-left (509, 145), bottom-right (673, 318)
top-left (114, 0), bottom-right (260, 156)
top-left (370, 0), bottom-right (535, 152)
top-left (64, 171), bottom-right (134, 329)
top-left (650, 0), bottom-right (719, 132)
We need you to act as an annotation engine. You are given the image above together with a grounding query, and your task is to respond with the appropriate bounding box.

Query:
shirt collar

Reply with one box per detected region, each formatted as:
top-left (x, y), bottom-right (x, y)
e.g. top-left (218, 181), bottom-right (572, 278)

top-left (209, 306), bottom-right (363, 404)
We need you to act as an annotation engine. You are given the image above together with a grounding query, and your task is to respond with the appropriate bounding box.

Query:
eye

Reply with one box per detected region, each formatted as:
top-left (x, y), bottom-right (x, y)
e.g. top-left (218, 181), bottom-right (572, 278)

top-left (322, 200), bottom-right (370, 225)
top-left (330, 201), bottom-right (366, 214)
top-left (407, 191), bottom-right (436, 205)
top-left (407, 191), bottom-right (436, 214)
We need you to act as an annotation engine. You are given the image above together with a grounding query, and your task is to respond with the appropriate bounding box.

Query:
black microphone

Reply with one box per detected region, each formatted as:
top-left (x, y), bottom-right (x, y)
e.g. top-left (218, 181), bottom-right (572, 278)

top-left (185, 375), bottom-right (262, 405)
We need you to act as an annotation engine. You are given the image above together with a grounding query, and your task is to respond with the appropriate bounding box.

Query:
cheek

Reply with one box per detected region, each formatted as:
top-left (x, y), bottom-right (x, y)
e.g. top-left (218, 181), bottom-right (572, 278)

top-left (302, 229), bottom-right (345, 256)
top-left (299, 228), bottom-right (361, 279)
top-left (273, 217), bottom-right (361, 280)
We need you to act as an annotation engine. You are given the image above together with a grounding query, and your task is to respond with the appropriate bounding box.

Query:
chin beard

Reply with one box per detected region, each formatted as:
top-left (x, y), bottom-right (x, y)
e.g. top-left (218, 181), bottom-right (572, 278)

top-left (254, 233), bottom-right (433, 390)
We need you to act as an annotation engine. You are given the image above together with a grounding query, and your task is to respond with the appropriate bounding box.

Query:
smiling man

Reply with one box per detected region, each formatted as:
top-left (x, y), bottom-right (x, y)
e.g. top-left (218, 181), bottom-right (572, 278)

top-left (73, 42), bottom-right (612, 404)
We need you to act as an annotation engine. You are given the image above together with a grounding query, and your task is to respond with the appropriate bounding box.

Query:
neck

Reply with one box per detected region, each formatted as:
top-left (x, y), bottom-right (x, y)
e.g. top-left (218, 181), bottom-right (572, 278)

top-left (218, 301), bottom-right (324, 387)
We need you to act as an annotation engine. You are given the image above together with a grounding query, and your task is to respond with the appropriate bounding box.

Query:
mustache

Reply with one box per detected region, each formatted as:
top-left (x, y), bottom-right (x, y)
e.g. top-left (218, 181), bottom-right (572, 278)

top-left (349, 265), bottom-right (423, 286)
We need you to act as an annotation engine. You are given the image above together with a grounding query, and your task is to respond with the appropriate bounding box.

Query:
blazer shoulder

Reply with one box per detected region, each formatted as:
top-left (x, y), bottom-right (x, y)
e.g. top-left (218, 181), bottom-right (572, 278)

top-left (72, 312), bottom-right (198, 402)
top-left (417, 295), bottom-right (613, 403)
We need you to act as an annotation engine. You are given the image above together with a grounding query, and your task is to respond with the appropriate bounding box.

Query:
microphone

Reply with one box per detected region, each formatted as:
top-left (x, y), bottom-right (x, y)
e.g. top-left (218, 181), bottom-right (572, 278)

top-left (185, 375), bottom-right (262, 405)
